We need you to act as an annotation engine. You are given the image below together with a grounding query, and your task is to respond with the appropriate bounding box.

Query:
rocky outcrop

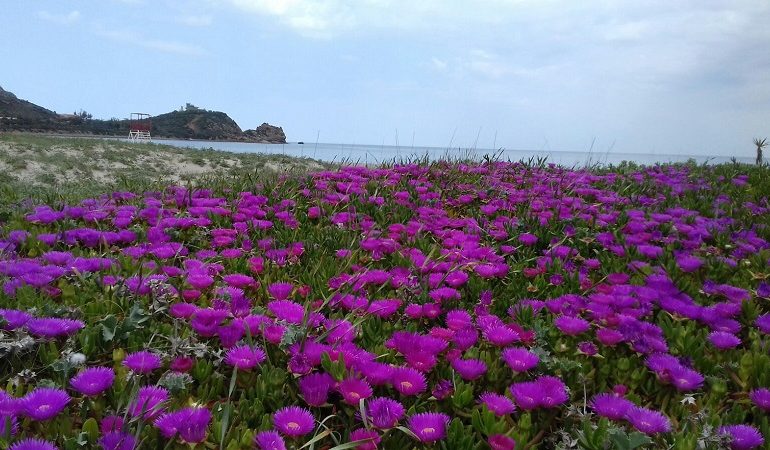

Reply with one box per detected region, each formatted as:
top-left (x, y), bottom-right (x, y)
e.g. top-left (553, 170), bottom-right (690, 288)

top-left (243, 123), bottom-right (287, 144)
top-left (0, 86), bottom-right (57, 120)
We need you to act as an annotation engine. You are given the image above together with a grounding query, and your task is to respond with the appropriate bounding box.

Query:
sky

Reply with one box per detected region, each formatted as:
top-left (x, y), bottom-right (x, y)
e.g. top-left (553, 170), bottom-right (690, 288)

top-left (1, 1), bottom-right (769, 156)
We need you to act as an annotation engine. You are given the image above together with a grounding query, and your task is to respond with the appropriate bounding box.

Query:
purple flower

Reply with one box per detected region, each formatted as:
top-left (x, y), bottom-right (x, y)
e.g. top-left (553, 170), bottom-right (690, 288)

top-left (750, 388), bottom-right (770, 411)
top-left (669, 366), bottom-right (705, 392)
top-left (676, 254), bottom-right (703, 272)
top-left (718, 425), bottom-right (765, 450)
top-left (554, 315), bottom-right (590, 336)
top-left (98, 431), bottom-right (137, 450)
top-left (8, 438), bottom-right (59, 450)
top-left (509, 381), bottom-right (541, 410)
top-left (225, 344), bottom-right (266, 370)
top-left (268, 282), bottom-right (294, 300)
top-left (273, 406), bottom-right (315, 437)
top-left (70, 367), bottom-right (115, 397)
top-left (128, 386), bottom-right (169, 419)
top-left (122, 351), bottom-right (162, 374)
top-left (154, 407), bottom-right (212, 443)
top-left (708, 331), bottom-right (741, 350)
top-left (26, 318), bottom-right (84, 338)
top-left (431, 379), bottom-right (455, 400)
top-left (391, 367), bottom-right (427, 396)
top-left (482, 325), bottom-right (520, 346)
top-left (0, 309), bottom-right (31, 330)
top-left (267, 300), bottom-right (305, 324)
top-left (538, 376), bottom-right (570, 407)
top-left (590, 393), bottom-right (634, 421)
top-left (407, 412), bottom-right (450, 443)
top-left (451, 358), bottom-right (487, 381)
top-left (21, 387), bottom-right (70, 421)
top-left (488, 434), bottom-right (517, 450)
top-left (254, 430), bottom-right (286, 450)
top-left (577, 341), bottom-right (599, 356)
top-left (349, 428), bottom-right (381, 450)
top-left (501, 347), bottom-right (539, 372)
top-left (298, 372), bottom-right (335, 407)
top-left (757, 314), bottom-right (770, 334)
top-left (478, 392), bottom-right (517, 416)
top-left (338, 377), bottom-right (373, 405)
top-left (366, 397), bottom-right (405, 429)
top-left (625, 406), bottom-right (671, 435)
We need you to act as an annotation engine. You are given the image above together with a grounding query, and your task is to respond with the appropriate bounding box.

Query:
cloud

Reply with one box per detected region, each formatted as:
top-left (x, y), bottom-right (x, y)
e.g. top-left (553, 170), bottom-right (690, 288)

top-left (95, 28), bottom-right (207, 56)
top-left (38, 10), bottom-right (81, 25)
top-left (178, 15), bottom-right (213, 26)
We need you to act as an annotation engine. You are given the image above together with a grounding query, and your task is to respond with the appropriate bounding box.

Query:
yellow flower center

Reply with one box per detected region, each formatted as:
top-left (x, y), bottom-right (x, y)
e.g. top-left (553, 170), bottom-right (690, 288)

top-left (287, 421), bottom-right (300, 430)
top-left (349, 392), bottom-right (360, 400)
top-left (400, 381), bottom-right (413, 390)
top-left (422, 427), bottom-right (435, 435)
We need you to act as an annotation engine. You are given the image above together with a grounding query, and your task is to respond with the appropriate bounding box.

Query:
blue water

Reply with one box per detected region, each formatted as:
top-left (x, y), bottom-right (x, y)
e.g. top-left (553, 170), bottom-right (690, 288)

top-left (140, 138), bottom-right (755, 167)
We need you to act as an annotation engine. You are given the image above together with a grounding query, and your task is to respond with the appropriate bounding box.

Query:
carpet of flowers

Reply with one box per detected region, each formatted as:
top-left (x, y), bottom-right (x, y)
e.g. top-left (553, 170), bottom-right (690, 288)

top-left (1, 161), bottom-right (769, 449)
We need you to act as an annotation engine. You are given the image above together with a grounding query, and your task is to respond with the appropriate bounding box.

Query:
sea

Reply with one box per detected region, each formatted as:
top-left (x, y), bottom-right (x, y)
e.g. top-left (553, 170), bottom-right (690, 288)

top-left (134, 138), bottom-right (756, 167)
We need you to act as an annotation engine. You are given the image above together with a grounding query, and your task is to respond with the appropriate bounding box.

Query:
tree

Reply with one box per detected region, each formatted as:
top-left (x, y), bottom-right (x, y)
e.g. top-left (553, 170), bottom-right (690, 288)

top-left (755, 137), bottom-right (767, 165)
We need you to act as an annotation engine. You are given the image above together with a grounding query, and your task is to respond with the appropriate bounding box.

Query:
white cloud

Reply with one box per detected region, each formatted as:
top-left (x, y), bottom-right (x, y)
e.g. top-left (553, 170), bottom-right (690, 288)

top-left (178, 15), bottom-right (213, 26)
top-left (38, 10), bottom-right (81, 25)
top-left (95, 28), bottom-right (207, 56)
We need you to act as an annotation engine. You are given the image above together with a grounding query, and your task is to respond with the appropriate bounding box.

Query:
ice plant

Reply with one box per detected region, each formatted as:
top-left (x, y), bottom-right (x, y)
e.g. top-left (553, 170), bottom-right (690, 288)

top-left (501, 347), bottom-right (539, 372)
top-left (128, 386), bottom-right (169, 420)
top-left (154, 407), bottom-right (212, 443)
top-left (407, 412), bottom-right (450, 443)
top-left (254, 430), bottom-right (286, 450)
top-left (338, 377), bottom-right (373, 405)
top-left (98, 432), bottom-right (137, 450)
top-left (488, 434), bottom-right (516, 450)
top-left (625, 406), bottom-right (672, 435)
top-left (478, 392), bottom-right (517, 416)
top-left (70, 367), bottom-right (115, 397)
top-left (8, 438), bottom-right (59, 450)
top-left (224, 344), bottom-right (267, 370)
top-left (366, 397), bottom-right (405, 429)
top-left (349, 428), bottom-right (380, 450)
top-left (391, 367), bottom-right (427, 396)
top-left (122, 351), bottom-right (162, 374)
top-left (718, 425), bottom-right (765, 450)
top-left (750, 388), bottom-right (770, 411)
top-left (590, 393), bottom-right (634, 421)
top-left (20, 387), bottom-right (70, 421)
top-left (273, 406), bottom-right (315, 437)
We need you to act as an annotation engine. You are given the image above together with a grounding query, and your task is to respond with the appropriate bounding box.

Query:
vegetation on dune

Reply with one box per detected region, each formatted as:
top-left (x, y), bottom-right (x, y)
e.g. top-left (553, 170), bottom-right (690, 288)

top-left (0, 140), bottom-right (769, 449)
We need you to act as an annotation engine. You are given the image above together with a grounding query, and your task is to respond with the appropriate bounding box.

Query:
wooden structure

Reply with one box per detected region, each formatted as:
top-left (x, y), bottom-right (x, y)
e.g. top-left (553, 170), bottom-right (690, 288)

top-left (128, 113), bottom-right (152, 141)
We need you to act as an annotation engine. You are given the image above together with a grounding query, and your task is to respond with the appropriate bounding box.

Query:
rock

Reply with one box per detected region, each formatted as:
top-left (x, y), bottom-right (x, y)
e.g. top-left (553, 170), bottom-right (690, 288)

top-left (243, 123), bottom-right (287, 144)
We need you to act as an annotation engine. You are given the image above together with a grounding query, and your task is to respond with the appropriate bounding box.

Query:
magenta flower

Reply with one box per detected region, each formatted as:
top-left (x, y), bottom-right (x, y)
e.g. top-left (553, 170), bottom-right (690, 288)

top-left (707, 331), bottom-right (741, 350)
top-left (501, 347), bottom-right (539, 372)
top-left (451, 358), bottom-right (487, 381)
top-left (488, 434), bottom-right (516, 450)
top-left (267, 300), bottom-right (305, 324)
top-left (366, 397), bottom-right (405, 429)
top-left (554, 315), bottom-right (590, 336)
top-left (70, 367), bottom-right (115, 397)
top-left (391, 367), bottom-right (427, 396)
top-left (590, 393), bottom-right (634, 421)
top-left (338, 377), bottom-right (373, 405)
top-left (8, 438), bottom-right (59, 450)
top-left (254, 430), bottom-right (286, 450)
top-left (478, 392), bottom-right (517, 416)
top-left (445, 309), bottom-right (473, 330)
top-left (756, 314), bottom-right (770, 334)
top-left (225, 344), bottom-right (266, 370)
top-left (718, 425), bottom-right (765, 450)
top-left (750, 388), bottom-right (770, 411)
top-left (407, 412), bottom-right (450, 443)
top-left (268, 282), bottom-right (294, 300)
top-left (21, 387), bottom-right (70, 421)
top-left (122, 351), bottom-right (162, 374)
top-left (509, 381), bottom-right (541, 410)
top-left (539, 376), bottom-right (569, 407)
top-left (669, 366), bottom-right (705, 392)
top-left (0, 309), bottom-right (31, 330)
top-left (154, 407), bottom-right (212, 443)
top-left (577, 341), bottom-right (599, 356)
top-left (625, 406), bottom-right (671, 435)
top-left (483, 325), bottom-right (520, 346)
top-left (98, 431), bottom-right (137, 450)
top-left (26, 318), bottom-right (84, 338)
top-left (298, 372), bottom-right (335, 407)
top-left (349, 428), bottom-right (381, 450)
top-left (128, 386), bottom-right (169, 419)
top-left (273, 406), bottom-right (315, 437)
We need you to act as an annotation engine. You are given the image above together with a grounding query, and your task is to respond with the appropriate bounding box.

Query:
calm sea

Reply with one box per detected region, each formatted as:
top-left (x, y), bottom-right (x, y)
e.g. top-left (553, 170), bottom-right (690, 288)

top-left (141, 139), bottom-right (755, 167)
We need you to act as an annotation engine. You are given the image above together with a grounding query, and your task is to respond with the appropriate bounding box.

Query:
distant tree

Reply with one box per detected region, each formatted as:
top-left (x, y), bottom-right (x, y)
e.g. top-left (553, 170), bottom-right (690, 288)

top-left (75, 109), bottom-right (92, 120)
top-left (755, 137), bottom-right (767, 165)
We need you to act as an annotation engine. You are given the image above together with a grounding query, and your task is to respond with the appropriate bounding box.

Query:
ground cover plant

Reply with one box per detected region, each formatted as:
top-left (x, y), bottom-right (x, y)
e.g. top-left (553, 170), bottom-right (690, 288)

top-left (1, 158), bottom-right (769, 449)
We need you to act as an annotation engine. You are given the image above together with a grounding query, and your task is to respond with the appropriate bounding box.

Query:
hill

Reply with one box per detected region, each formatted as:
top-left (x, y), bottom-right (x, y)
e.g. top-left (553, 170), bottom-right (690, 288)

top-left (0, 86), bottom-right (286, 143)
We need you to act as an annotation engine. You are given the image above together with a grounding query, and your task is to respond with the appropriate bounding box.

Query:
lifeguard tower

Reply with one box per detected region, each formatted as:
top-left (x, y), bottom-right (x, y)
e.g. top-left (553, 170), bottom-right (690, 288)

top-left (128, 113), bottom-right (152, 141)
